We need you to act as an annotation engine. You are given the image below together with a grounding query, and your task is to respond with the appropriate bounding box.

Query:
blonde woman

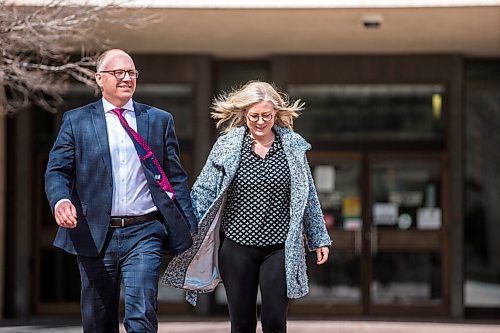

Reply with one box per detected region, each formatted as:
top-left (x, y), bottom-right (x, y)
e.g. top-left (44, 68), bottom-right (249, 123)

top-left (162, 81), bottom-right (331, 333)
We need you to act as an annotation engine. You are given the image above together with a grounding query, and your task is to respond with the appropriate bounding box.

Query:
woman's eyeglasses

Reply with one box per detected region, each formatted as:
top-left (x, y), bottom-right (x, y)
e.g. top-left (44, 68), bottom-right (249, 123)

top-left (247, 113), bottom-right (273, 122)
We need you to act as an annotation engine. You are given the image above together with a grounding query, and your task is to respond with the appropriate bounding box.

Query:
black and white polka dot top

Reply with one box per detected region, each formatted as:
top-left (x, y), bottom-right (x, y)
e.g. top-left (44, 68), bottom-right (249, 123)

top-left (221, 129), bottom-right (291, 246)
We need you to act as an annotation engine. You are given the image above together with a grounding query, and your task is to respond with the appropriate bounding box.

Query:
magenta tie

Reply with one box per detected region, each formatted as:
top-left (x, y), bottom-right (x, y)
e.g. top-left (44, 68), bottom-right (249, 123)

top-left (112, 108), bottom-right (175, 199)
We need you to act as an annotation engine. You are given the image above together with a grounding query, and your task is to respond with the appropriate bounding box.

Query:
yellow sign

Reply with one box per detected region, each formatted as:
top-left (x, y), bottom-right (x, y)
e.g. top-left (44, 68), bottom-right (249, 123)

top-left (343, 196), bottom-right (361, 218)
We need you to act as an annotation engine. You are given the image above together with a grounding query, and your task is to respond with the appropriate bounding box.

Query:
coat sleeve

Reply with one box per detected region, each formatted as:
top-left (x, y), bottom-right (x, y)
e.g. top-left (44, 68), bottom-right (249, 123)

top-left (45, 112), bottom-right (76, 212)
top-left (302, 154), bottom-right (332, 251)
top-left (163, 114), bottom-right (198, 233)
top-left (190, 139), bottom-right (223, 222)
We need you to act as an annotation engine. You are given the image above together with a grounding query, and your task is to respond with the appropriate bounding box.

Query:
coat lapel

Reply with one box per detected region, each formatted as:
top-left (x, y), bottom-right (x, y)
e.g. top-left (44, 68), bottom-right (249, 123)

top-left (218, 126), bottom-right (246, 189)
top-left (276, 126), bottom-right (310, 224)
top-left (134, 101), bottom-right (149, 144)
top-left (90, 102), bottom-right (112, 174)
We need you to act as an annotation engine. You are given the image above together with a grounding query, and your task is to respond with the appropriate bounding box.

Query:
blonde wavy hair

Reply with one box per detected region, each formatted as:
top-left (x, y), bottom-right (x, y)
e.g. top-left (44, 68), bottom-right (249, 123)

top-left (211, 81), bottom-right (304, 133)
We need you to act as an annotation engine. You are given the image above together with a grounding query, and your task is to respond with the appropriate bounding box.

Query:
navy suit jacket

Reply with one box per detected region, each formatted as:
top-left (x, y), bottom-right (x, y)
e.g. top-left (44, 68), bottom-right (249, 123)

top-left (45, 100), bottom-right (197, 257)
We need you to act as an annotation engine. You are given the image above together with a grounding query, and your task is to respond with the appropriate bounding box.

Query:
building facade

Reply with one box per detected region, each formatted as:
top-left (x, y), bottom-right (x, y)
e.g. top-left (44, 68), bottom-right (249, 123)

top-left (2, 1), bottom-right (500, 319)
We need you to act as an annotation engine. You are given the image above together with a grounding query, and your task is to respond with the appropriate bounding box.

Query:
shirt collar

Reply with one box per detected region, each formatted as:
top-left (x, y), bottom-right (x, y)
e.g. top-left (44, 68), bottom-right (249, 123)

top-left (102, 98), bottom-right (135, 114)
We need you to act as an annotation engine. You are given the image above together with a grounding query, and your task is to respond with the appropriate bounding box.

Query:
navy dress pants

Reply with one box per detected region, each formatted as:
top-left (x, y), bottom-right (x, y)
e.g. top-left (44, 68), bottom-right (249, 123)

top-left (77, 219), bottom-right (165, 333)
top-left (219, 237), bottom-right (289, 333)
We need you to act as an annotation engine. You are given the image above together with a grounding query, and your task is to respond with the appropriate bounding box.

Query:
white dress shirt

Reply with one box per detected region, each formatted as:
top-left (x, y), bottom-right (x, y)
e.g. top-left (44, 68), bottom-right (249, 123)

top-left (103, 98), bottom-right (157, 216)
top-left (55, 98), bottom-right (157, 217)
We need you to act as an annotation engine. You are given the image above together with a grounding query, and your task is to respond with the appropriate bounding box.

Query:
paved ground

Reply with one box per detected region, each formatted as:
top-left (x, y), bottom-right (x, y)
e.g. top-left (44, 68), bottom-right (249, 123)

top-left (0, 318), bottom-right (499, 333)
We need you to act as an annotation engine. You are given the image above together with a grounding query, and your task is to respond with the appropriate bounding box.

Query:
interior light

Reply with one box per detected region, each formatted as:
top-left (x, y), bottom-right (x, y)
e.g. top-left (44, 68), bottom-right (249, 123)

top-left (432, 94), bottom-right (442, 120)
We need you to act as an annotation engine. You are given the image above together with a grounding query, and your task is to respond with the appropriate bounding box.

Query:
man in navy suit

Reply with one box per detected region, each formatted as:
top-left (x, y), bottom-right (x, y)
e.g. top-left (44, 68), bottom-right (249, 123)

top-left (45, 49), bottom-right (197, 332)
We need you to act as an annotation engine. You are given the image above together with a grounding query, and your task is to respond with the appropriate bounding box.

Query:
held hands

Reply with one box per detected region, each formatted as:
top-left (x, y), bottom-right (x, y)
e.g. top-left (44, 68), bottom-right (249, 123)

top-left (55, 201), bottom-right (78, 228)
top-left (316, 246), bottom-right (330, 265)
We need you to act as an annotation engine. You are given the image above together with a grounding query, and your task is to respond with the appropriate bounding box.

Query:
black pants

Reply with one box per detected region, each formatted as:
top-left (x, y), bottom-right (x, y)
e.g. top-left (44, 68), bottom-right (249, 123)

top-left (219, 237), bottom-right (289, 333)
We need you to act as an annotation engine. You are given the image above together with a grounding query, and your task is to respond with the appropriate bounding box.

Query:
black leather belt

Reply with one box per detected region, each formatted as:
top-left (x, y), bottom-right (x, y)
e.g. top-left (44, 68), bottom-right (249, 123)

top-left (110, 211), bottom-right (162, 228)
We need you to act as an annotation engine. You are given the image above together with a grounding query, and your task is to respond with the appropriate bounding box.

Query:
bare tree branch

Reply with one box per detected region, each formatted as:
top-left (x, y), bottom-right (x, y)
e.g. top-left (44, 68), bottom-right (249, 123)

top-left (0, 0), bottom-right (160, 114)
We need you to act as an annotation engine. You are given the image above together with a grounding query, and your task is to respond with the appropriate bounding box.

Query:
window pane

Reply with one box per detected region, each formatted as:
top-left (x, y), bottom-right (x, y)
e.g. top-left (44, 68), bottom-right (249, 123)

top-left (216, 62), bottom-right (269, 93)
top-left (300, 251), bottom-right (361, 304)
top-left (311, 162), bottom-right (361, 231)
top-left (464, 74), bottom-right (500, 307)
top-left (372, 160), bottom-right (441, 230)
top-left (134, 84), bottom-right (193, 140)
top-left (51, 84), bottom-right (194, 141)
top-left (288, 84), bottom-right (445, 141)
top-left (371, 252), bottom-right (442, 305)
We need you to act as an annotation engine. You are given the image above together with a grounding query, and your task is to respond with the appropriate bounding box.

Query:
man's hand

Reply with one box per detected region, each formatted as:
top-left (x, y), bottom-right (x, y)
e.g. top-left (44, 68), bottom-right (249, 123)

top-left (55, 201), bottom-right (78, 228)
top-left (316, 246), bottom-right (330, 265)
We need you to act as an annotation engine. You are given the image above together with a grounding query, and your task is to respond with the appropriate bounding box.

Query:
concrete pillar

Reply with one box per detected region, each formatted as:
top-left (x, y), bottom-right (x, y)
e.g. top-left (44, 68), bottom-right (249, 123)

top-left (0, 91), bottom-right (6, 319)
top-left (449, 56), bottom-right (464, 318)
top-left (13, 109), bottom-right (32, 317)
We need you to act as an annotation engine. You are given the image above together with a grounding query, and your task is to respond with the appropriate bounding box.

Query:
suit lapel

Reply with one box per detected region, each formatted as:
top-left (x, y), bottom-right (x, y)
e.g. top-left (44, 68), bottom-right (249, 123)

top-left (90, 102), bottom-right (112, 174)
top-left (134, 102), bottom-right (149, 144)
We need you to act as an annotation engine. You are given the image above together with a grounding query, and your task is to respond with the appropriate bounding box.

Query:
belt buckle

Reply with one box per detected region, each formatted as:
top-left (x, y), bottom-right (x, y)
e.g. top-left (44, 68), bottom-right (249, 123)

top-left (110, 217), bottom-right (126, 228)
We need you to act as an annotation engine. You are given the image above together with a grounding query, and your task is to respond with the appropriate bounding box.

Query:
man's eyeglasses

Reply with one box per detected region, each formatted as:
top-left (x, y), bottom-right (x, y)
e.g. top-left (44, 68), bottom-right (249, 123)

top-left (98, 69), bottom-right (139, 80)
top-left (247, 113), bottom-right (274, 122)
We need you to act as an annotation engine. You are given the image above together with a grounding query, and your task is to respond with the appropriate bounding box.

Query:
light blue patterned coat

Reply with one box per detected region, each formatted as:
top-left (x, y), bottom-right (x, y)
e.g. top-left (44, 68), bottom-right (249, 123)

top-left (161, 125), bottom-right (332, 305)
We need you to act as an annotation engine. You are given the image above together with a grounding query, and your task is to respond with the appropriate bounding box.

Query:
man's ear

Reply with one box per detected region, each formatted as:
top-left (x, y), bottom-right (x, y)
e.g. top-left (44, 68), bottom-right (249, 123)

top-left (95, 73), bottom-right (103, 88)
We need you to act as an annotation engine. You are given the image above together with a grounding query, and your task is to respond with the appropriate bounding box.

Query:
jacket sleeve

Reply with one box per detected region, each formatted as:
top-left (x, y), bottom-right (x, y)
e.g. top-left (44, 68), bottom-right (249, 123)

top-left (45, 112), bottom-right (76, 213)
top-left (163, 114), bottom-right (198, 233)
top-left (190, 139), bottom-right (223, 222)
top-left (302, 154), bottom-right (332, 251)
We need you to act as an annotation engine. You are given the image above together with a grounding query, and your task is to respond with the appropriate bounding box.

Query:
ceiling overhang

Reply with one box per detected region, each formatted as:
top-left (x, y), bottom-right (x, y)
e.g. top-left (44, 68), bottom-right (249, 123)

top-left (102, 6), bottom-right (500, 58)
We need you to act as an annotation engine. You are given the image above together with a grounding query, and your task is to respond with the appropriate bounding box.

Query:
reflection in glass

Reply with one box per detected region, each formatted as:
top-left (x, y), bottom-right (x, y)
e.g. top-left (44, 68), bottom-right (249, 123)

top-left (371, 252), bottom-right (441, 305)
top-left (299, 251), bottom-right (360, 304)
top-left (310, 162), bottom-right (361, 230)
top-left (288, 84), bottom-right (445, 141)
top-left (372, 161), bottom-right (441, 230)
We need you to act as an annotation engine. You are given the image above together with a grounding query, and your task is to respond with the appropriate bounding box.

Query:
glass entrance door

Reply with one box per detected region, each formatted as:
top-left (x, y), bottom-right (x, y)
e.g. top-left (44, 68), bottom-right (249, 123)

top-left (289, 152), bottom-right (448, 316)
top-left (290, 152), bottom-right (363, 316)
top-left (279, 55), bottom-right (459, 317)
top-left (368, 154), bottom-right (448, 315)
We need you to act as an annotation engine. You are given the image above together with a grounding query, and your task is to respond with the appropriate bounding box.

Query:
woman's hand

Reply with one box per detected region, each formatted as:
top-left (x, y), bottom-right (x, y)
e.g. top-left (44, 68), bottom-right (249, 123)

top-left (315, 246), bottom-right (330, 265)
